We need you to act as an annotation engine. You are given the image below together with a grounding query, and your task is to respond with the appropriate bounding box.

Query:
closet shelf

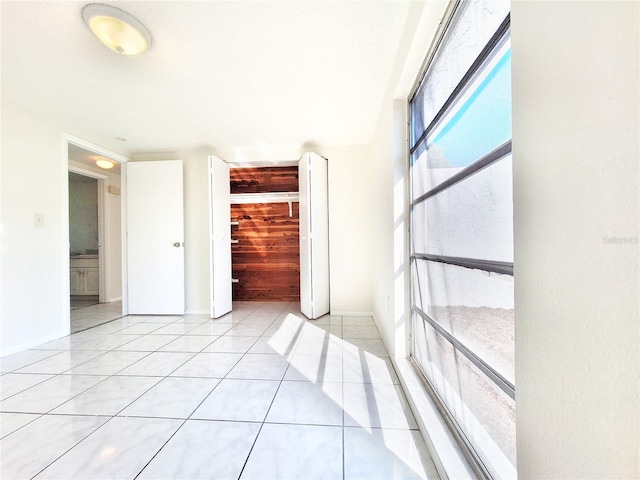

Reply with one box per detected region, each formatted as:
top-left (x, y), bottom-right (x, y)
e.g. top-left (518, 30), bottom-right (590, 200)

top-left (230, 192), bottom-right (299, 205)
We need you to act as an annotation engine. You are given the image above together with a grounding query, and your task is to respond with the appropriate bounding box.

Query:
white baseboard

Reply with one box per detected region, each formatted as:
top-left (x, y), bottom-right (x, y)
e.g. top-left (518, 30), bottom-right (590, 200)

top-left (186, 309), bottom-right (209, 315)
top-left (106, 296), bottom-right (122, 303)
top-left (0, 330), bottom-right (69, 358)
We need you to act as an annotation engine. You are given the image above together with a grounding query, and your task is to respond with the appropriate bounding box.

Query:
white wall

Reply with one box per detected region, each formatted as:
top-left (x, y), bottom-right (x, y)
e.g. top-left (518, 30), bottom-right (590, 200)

top-left (369, 0), bottom-right (449, 357)
top-left (133, 145), bottom-right (374, 315)
top-left (370, 101), bottom-right (403, 356)
top-left (321, 144), bottom-right (373, 314)
top-left (512, 2), bottom-right (639, 478)
top-left (1, 101), bottom-right (70, 354)
top-left (103, 170), bottom-right (122, 302)
top-left (0, 102), bottom-right (125, 355)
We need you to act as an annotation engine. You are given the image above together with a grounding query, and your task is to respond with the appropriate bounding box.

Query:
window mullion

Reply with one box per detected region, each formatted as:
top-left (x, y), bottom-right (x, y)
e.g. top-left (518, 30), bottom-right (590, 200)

top-left (410, 14), bottom-right (511, 154)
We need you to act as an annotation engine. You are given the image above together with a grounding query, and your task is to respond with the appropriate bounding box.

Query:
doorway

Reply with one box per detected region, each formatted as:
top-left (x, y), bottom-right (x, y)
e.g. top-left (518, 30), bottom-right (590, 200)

top-left (67, 140), bottom-right (125, 332)
top-left (230, 166), bottom-right (300, 302)
top-left (69, 171), bottom-right (100, 310)
top-left (208, 154), bottom-right (329, 319)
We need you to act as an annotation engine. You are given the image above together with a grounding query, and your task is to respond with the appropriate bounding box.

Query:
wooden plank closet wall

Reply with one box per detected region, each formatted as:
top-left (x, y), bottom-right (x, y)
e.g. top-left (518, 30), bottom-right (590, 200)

top-left (230, 167), bottom-right (300, 302)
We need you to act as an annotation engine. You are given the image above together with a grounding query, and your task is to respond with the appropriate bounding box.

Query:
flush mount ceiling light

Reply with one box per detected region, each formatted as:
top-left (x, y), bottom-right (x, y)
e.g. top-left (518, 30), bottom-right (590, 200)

top-left (96, 159), bottom-right (115, 169)
top-left (82, 3), bottom-right (151, 55)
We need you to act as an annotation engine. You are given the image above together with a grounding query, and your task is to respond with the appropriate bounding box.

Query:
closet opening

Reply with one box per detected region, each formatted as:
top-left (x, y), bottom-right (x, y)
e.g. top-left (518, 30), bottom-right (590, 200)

top-left (229, 166), bottom-right (300, 302)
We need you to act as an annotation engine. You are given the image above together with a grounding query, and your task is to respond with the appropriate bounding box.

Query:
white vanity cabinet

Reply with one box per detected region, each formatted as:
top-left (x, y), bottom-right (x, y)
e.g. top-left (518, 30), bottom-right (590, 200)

top-left (70, 257), bottom-right (99, 295)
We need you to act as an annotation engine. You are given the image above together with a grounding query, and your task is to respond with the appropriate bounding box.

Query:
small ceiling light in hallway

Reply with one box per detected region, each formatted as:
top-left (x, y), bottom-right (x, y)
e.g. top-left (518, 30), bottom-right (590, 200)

top-left (82, 3), bottom-right (151, 55)
top-left (96, 159), bottom-right (114, 169)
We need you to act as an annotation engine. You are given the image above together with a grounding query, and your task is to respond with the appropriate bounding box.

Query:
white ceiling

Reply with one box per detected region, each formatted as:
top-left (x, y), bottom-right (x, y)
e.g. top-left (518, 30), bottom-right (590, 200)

top-left (1, 1), bottom-right (414, 158)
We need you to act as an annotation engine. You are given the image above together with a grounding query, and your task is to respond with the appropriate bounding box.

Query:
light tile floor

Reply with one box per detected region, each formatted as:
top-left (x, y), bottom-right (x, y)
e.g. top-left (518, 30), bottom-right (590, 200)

top-left (70, 300), bottom-right (124, 333)
top-left (70, 297), bottom-right (99, 311)
top-left (0, 301), bottom-right (439, 480)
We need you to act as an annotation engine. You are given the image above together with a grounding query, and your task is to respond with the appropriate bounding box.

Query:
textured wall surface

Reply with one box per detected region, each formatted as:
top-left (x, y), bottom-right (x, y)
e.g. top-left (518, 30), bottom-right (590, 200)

top-left (512, 1), bottom-right (639, 477)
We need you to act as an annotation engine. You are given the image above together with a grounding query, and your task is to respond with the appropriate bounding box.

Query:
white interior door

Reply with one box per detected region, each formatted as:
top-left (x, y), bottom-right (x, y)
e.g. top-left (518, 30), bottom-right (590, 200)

top-left (126, 160), bottom-right (185, 314)
top-left (209, 155), bottom-right (232, 318)
top-left (299, 152), bottom-right (330, 319)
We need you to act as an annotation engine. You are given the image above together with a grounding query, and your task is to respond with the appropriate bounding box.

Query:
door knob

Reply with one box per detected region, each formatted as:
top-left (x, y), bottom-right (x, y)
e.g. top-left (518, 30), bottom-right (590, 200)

top-left (173, 242), bottom-right (182, 247)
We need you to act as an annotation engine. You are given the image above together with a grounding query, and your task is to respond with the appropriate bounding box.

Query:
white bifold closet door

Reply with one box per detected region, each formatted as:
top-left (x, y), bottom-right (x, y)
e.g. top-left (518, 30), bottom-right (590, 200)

top-left (126, 160), bottom-right (185, 314)
top-left (209, 155), bottom-right (232, 318)
top-left (299, 152), bottom-right (330, 319)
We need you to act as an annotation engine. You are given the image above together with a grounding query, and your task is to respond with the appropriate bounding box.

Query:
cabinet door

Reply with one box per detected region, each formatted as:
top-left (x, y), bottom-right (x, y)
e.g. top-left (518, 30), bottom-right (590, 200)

top-left (70, 268), bottom-right (83, 295)
top-left (84, 268), bottom-right (100, 295)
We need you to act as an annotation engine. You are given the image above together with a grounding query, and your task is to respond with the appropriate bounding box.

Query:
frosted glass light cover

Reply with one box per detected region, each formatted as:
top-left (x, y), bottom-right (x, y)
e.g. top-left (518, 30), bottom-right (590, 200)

top-left (96, 159), bottom-right (114, 169)
top-left (82, 4), bottom-right (151, 55)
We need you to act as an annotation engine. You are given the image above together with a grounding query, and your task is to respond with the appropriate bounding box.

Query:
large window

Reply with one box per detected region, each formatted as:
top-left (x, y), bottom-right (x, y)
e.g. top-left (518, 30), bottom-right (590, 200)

top-left (408, 1), bottom-right (514, 478)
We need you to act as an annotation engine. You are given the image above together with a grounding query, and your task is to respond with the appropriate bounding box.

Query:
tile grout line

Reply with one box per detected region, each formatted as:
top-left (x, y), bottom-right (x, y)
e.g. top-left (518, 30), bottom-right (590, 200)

top-left (227, 308), bottom-right (285, 480)
top-left (11, 310), bottom-right (260, 479)
top-left (132, 416), bottom-right (190, 480)
top-left (3, 304), bottom-right (430, 480)
top-left (0, 412), bottom-right (44, 440)
top-left (2, 345), bottom-right (153, 415)
top-left (234, 318), bottom-right (293, 480)
top-left (28, 411), bottom-right (116, 479)
top-left (0, 350), bottom-right (62, 374)
top-left (5, 316), bottom-right (199, 418)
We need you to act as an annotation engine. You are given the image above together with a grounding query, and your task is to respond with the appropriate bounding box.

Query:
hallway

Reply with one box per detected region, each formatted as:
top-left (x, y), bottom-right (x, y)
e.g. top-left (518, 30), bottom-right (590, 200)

top-left (0, 302), bottom-right (438, 479)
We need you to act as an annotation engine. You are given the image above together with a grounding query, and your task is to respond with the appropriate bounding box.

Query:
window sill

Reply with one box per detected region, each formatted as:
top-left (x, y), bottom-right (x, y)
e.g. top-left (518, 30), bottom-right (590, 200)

top-left (391, 357), bottom-right (478, 480)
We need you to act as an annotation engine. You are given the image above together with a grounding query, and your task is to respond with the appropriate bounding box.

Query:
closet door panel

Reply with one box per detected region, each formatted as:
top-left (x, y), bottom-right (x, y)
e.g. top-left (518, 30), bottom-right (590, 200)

top-left (299, 155), bottom-right (312, 317)
top-left (209, 155), bottom-right (232, 318)
top-left (299, 152), bottom-right (330, 319)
